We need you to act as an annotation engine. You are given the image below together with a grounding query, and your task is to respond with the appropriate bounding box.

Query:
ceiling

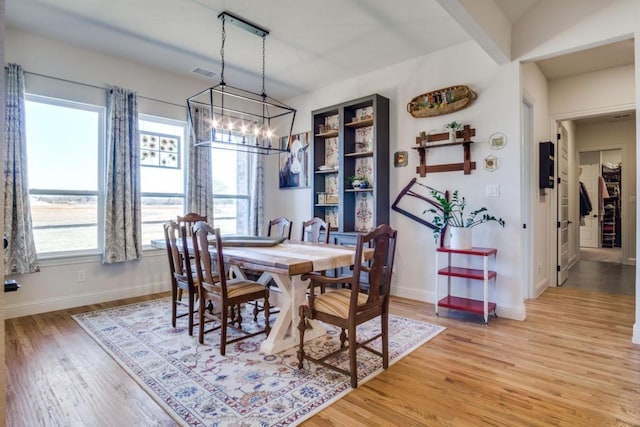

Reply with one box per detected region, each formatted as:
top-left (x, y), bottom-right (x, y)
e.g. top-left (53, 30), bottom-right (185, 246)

top-left (5, 0), bottom-right (635, 101)
top-left (6, 0), bottom-right (474, 100)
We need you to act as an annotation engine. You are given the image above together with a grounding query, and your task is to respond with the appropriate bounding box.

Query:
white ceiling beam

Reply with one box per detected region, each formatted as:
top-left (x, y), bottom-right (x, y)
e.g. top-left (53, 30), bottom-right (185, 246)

top-left (436, 0), bottom-right (512, 64)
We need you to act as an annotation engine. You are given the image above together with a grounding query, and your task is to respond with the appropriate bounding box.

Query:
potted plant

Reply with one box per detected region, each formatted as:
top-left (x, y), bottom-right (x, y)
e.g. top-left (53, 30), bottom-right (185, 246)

top-left (425, 190), bottom-right (505, 249)
top-left (349, 175), bottom-right (369, 189)
top-left (445, 120), bottom-right (462, 142)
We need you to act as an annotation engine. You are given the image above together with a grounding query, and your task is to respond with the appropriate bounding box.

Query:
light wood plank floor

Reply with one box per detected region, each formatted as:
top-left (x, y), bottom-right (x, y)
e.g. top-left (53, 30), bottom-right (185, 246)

top-left (6, 288), bottom-right (640, 426)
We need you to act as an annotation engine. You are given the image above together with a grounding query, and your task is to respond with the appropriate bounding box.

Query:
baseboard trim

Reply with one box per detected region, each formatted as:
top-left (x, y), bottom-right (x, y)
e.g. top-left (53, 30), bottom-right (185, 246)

top-left (4, 281), bottom-right (170, 319)
top-left (392, 286), bottom-right (430, 302)
top-left (633, 322), bottom-right (640, 345)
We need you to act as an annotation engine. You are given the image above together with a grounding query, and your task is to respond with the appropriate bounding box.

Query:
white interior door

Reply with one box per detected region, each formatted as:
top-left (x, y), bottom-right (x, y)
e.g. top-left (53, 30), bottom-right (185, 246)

top-left (579, 163), bottom-right (600, 248)
top-left (557, 126), bottom-right (569, 285)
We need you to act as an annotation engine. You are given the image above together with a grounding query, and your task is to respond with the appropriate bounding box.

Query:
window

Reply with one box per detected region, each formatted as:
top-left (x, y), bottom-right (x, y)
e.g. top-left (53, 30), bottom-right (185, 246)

top-left (212, 147), bottom-right (251, 235)
top-left (25, 95), bottom-right (104, 256)
top-left (139, 115), bottom-right (187, 245)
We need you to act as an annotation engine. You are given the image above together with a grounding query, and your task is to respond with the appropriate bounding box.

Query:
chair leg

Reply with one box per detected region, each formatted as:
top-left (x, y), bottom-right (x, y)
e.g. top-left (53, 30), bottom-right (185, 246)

top-left (171, 285), bottom-right (177, 328)
top-left (382, 311), bottom-right (389, 369)
top-left (348, 324), bottom-right (358, 388)
top-left (236, 303), bottom-right (243, 328)
top-left (220, 305), bottom-right (228, 356)
top-left (253, 301), bottom-right (260, 322)
top-left (297, 305), bottom-right (308, 369)
top-left (198, 297), bottom-right (205, 344)
top-left (188, 291), bottom-right (194, 336)
top-left (339, 328), bottom-right (347, 348)
top-left (263, 296), bottom-right (271, 336)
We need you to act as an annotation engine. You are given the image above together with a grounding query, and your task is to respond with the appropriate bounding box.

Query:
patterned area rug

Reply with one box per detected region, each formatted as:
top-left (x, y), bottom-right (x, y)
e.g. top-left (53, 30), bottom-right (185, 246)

top-left (73, 298), bottom-right (445, 426)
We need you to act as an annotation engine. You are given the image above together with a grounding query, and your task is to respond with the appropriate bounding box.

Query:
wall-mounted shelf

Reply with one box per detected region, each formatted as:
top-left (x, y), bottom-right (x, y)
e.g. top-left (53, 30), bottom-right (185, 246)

top-left (411, 125), bottom-right (476, 177)
top-left (345, 118), bottom-right (374, 128)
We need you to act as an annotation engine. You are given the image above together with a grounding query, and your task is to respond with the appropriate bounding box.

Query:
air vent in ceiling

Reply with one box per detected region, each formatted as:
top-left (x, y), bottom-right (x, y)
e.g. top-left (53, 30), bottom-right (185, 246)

top-left (612, 113), bottom-right (632, 120)
top-left (192, 67), bottom-right (216, 78)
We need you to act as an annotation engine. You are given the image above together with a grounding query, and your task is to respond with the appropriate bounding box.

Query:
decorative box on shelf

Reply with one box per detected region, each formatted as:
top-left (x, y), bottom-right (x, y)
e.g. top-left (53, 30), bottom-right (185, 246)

top-left (317, 192), bottom-right (338, 205)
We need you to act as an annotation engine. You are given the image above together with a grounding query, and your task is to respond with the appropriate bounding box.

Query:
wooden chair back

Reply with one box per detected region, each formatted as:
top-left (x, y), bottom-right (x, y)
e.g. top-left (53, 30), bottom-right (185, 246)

top-left (164, 220), bottom-right (193, 284)
top-left (191, 221), bottom-right (226, 298)
top-left (177, 212), bottom-right (208, 237)
top-left (301, 217), bottom-right (330, 243)
top-left (267, 216), bottom-right (292, 239)
top-left (342, 224), bottom-right (397, 310)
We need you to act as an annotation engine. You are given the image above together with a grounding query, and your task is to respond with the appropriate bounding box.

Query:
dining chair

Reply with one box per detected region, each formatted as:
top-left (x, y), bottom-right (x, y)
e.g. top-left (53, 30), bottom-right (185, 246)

top-left (297, 223), bottom-right (397, 388)
top-left (175, 213), bottom-right (207, 301)
top-left (250, 217), bottom-right (292, 321)
top-left (163, 220), bottom-right (199, 336)
top-left (300, 217), bottom-right (330, 244)
top-left (268, 216), bottom-right (292, 240)
top-left (191, 221), bottom-right (271, 355)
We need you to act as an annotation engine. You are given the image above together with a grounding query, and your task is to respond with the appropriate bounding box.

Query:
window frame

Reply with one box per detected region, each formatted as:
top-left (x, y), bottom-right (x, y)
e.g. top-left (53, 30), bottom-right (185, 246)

top-left (139, 113), bottom-right (188, 248)
top-left (25, 94), bottom-right (106, 259)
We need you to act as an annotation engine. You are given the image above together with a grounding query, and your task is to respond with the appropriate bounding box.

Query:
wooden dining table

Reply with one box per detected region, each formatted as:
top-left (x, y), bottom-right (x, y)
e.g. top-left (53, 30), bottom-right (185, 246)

top-left (153, 236), bottom-right (371, 355)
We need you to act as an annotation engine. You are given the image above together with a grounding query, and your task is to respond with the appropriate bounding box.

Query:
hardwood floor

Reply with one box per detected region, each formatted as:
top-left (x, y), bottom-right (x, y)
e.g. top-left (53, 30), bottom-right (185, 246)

top-left (566, 256), bottom-right (635, 295)
top-left (6, 289), bottom-right (640, 426)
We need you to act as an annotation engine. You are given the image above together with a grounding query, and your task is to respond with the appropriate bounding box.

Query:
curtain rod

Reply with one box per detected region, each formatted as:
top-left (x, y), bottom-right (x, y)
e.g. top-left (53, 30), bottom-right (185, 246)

top-left (21, 70), bottom-right (186, 109)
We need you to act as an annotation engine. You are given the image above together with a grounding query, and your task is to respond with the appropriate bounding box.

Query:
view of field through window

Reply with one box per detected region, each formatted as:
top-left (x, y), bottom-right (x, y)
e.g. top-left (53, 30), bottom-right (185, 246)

top-left (25, 97), bottom-right (251, 256)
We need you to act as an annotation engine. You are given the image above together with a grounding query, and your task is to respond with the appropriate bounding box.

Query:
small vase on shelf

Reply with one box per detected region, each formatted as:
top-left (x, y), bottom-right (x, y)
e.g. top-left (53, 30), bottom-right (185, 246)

top-left (449, 129), bottom-right (457, 143)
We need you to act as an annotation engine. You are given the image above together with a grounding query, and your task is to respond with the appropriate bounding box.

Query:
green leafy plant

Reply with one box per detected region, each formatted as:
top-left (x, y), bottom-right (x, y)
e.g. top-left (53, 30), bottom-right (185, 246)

top-left (445, 120), bottom-right (462, 131)
top-left (424, 190), bottom-right (505, 241)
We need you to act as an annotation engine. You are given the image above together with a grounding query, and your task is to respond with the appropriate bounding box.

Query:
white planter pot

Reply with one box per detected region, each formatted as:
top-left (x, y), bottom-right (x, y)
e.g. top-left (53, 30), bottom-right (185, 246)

top-left (449, 226), bottom-right (472, 249)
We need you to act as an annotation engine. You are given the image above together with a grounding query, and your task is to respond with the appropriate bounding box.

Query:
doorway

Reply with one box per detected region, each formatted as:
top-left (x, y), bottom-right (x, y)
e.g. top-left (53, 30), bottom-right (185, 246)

top-left (578, 149), bottom-right (623, 255)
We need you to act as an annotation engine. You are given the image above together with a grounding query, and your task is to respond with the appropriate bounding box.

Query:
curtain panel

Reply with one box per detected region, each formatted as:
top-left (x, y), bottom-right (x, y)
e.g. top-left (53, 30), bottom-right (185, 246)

top-left (3, 63), bottom-right (39, 275)
top-left (249, 153), bottom-right (264, 236)
top-left (103, 86), bottom-right (142, 263)
top-left (186, 106), bottom-right (214, 222)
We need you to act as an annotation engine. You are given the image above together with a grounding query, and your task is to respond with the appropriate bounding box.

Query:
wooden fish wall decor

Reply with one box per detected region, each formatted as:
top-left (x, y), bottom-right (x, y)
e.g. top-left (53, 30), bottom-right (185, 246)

top-left (407, 85), bottom-right (477, 118)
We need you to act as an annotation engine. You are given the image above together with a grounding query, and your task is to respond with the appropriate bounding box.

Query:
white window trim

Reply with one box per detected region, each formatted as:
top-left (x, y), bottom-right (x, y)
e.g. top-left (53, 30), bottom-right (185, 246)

top-left (25, 94), bottom-right (106, 259)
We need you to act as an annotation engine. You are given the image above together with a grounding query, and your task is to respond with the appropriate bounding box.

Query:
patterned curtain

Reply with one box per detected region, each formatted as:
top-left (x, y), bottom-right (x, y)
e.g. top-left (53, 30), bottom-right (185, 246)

top-left (249, 153), bottom-right (265, 236)
top-left (186, 107), bottom-right (213, 222)
top-left (3, 63), bottom-right (39, 274)
top-left (103, 87), bottom-right (142, 263)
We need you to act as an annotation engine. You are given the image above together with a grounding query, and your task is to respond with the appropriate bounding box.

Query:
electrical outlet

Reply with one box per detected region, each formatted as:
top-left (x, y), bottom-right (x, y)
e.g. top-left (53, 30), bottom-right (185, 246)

top-left (77, 270), bottom-right (86, 282)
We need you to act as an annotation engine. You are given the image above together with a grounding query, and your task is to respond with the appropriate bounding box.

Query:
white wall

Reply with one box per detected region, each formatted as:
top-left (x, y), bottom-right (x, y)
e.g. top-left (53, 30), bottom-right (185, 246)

top-left (522, 62), bottom-right (552, 297)
top-left (513, 0), bottom-right (640, 62)
top-left (267, 40), bottom-right (526, 320)
top-left (549, 66), bottom-right (635, 117)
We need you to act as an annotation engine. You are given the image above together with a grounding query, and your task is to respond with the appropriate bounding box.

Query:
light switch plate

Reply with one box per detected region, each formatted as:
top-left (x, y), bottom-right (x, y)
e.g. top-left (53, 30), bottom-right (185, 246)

top-left (486, 184), bottom-right (500, 197)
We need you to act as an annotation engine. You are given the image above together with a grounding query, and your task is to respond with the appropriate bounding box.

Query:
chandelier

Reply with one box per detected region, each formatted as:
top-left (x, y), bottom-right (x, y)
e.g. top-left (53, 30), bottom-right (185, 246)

top-left (187, 11), bottom-right (296, 155)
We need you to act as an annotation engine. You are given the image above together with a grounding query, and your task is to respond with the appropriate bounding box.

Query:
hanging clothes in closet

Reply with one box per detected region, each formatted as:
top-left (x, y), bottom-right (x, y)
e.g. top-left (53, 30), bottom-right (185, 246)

top-left (579, 181), bottom-right (593, 225)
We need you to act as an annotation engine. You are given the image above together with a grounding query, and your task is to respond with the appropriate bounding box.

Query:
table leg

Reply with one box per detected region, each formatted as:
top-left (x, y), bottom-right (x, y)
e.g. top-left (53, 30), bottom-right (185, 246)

top-left (259, 273), bottom-right (326, 355)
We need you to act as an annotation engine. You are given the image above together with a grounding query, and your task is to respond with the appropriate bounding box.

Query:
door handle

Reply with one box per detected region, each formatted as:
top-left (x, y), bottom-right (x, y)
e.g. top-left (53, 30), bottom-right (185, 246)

top-left (568, 220), bottom-right (573, 224)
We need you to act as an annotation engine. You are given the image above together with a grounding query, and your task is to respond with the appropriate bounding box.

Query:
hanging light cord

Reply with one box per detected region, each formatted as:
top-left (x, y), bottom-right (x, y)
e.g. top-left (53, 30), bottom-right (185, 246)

top-left (220, 16), bottom-right (226, 85)
top-left (261, 35), bottom-right (266, 98)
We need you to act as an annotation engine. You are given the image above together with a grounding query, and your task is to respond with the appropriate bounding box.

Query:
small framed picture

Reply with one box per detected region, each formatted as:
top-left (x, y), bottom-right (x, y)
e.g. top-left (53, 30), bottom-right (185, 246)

top-left (489, 132), bottom-right (507, 150)
top-left (279, 131), bottom-right (311, 189)
top-left (394, 151), bottom-right (408, 167)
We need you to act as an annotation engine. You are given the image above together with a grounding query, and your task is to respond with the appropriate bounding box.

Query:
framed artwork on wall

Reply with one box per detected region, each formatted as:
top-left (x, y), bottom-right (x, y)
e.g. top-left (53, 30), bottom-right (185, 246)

top-left (279, 131), bottom-right (310, 189)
